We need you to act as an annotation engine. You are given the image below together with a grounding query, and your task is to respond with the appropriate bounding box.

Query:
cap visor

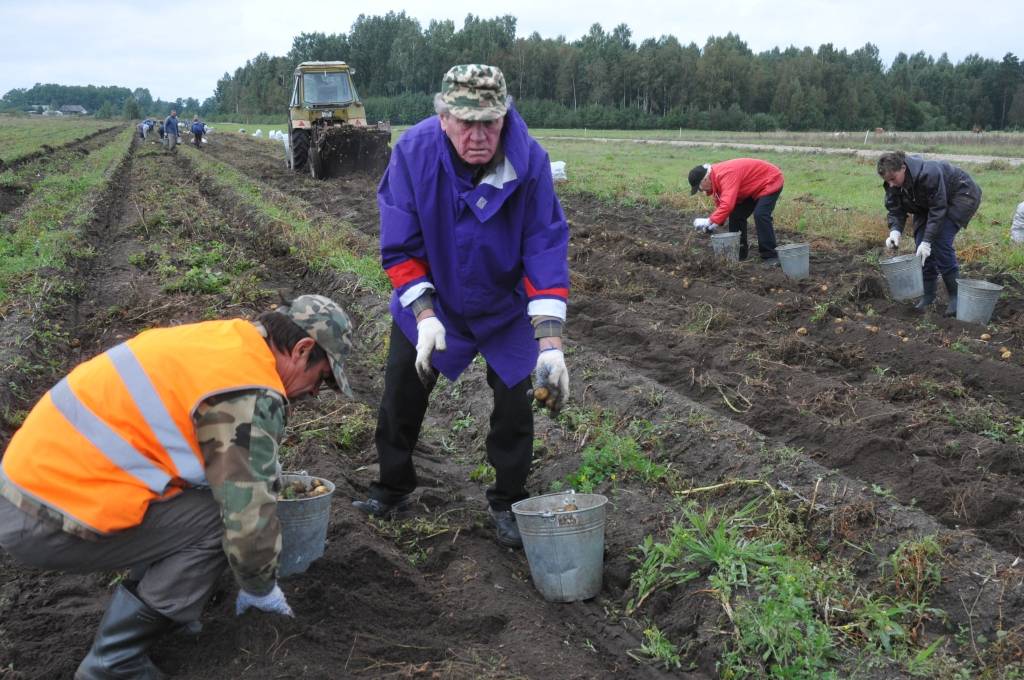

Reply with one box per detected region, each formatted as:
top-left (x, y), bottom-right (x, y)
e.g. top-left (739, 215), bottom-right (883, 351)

top-left (329, 360), bottom-right (353, 397)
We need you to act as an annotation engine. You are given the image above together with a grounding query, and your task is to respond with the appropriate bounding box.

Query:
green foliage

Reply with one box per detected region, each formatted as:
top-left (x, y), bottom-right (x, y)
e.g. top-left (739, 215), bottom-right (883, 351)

top-left (196, 18), bottom-right (1024, 133)
top-left (636, 626), bottom-right (682, 670)
top-left (0, 126), bottom-right (133, 303)
top-left (469, 463), bottom-right (495, 485)
top-left (560, 411), bottom-right (669, 492)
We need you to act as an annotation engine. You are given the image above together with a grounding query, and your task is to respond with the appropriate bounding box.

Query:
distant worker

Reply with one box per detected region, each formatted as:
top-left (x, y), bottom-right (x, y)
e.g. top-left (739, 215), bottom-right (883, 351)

top-left (878, 151), bottom-right (982, 315)
top-left (141, 118), bottom-right (156, 140)
top-left (191, 116), bottom-right (206, 148)
top-left (136, 120), bottom-right (146, 140)
top-left (0, 295), bottom-right (355, 678)
top-left (689, 158), bottom-right (784, 265)
top-left (1011, 200), bottom-right (1024, 244)
top-left (352, 64), bottom-right (570, 549)
top-left (163, 109), bottom-right (179, 152)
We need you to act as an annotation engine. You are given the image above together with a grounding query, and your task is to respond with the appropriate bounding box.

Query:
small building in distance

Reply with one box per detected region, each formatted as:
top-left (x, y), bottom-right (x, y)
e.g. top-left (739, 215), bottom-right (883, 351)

top-left (59, 105), bottom-right (88, 115)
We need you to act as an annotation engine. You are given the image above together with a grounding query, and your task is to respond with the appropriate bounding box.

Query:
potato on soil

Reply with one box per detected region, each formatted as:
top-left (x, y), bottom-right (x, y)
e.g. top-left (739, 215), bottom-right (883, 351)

top-left (682, 277), bottom-right (691, 289)
top-left (533, 386), bottom-right (550, 402)
top-left (980, 333), bottom-right (991, 341)
top-left (865, 325), bottom-right (879, 333)
top-left (1002, 350), bottom-right (1013, 360)
top-left (796, 327), bottom-right (808, 336)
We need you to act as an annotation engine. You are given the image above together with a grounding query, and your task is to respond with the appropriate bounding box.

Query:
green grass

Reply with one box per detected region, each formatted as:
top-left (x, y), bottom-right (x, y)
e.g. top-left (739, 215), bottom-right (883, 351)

top-left (0, 126), bottom-right (134, 303)
top-left (0, 115), bottom-right (117, 164)
top-left (181, 144), bottom-right (391, 294)
top-left (532, 127), bottom-right (1024, 159)
top-left (553, 408), bottom-right (670, 493)
top-left (625, 493), bottom-right (972, 678)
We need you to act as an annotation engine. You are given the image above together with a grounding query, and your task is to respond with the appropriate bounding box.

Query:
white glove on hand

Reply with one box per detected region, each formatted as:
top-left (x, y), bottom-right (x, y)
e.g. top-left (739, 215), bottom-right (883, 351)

top-left (885, 230), bottom-right (901, 249)
top-left (414, 316), bottom-right (446, 384)
top-left (236, 584), bottom-right (293, 617)
top-left (916, 241), bottom-right (931, 265)
top-left (693, 217), bottom-right (712, 231)
top-left (534, 349), bottom-right (570, 411)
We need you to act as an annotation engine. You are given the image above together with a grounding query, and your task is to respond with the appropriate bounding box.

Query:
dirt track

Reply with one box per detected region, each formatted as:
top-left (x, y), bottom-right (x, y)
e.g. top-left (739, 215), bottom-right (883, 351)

top-left (2, 130), bottom-right (1024, 678)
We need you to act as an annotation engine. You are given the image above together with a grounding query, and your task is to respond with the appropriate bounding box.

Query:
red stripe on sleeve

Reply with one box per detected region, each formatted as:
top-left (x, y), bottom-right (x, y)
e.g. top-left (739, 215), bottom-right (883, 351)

top-left (523, 277), bottom-right (568, 300)
top-left (386, 258), bottom-right (429, 289)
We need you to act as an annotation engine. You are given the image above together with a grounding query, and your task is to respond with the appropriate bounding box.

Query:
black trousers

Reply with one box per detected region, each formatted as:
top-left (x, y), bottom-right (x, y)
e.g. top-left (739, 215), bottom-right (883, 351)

top-left (369, 321), bottom-right (534, 511)
top-left (729, 188), bottom-right (782, 260)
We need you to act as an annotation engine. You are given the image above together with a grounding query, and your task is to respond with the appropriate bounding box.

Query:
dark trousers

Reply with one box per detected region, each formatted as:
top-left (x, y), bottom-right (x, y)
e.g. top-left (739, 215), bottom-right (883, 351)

top-left (370, 322), bottom-right (533, 511)
top-left (729, 189), bottom-right (782, 260)
top-left (914, 217), bottom-right (960, 282)
top-left (0, 488), bottom-right (225, 622)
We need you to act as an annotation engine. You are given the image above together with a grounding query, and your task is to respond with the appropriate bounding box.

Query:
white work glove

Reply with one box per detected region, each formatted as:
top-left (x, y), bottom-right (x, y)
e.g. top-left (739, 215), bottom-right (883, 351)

top-left (533, 348), bottom-right (570, 412)
top-left (414, 316), bottom-right (446, 384)
top-left (885, 230), bottom-right (901, 249)
top-left (916, 241), bottom-right (931, 265)
top-left (236, 584), bottom-right (293, 617)
top-left (692, 217), bottom-right (716, 234)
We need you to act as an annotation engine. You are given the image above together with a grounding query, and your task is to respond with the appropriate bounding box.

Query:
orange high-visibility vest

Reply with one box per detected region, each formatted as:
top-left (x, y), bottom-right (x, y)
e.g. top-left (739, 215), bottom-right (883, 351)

top-left (2, 320), bottom-right (285, 534)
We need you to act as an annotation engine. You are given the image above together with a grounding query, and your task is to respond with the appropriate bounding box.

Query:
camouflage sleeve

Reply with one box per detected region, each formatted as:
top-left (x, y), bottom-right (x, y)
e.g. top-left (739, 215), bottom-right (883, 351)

top-left (195, 388), bottom-right (287, 596)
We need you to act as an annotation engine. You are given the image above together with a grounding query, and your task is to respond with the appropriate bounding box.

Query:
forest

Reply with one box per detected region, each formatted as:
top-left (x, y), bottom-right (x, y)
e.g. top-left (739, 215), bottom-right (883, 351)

top-left (3, 12), bottom-right (1023, 131)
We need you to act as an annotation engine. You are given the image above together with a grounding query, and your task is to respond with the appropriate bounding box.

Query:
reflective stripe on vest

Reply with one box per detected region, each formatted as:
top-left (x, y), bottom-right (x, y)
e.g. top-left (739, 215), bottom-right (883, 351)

top-left (50, 378), bottom-right (173, 493)
top-left (48, 341), bottom-right (210, 493)
top-left (107, 344), bottom-right (206, 485)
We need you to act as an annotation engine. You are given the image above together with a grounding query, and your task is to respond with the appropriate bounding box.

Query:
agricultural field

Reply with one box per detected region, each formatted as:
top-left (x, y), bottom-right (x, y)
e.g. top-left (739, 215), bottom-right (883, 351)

top-left (0, 116), bottom-right (119, 167)
top-left (2, 121), bottom-right (1024, 678)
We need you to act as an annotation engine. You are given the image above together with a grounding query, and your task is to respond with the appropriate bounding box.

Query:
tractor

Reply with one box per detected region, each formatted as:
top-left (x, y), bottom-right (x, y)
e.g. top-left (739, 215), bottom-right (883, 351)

top-left (286, 61), bottom-right (391, 179)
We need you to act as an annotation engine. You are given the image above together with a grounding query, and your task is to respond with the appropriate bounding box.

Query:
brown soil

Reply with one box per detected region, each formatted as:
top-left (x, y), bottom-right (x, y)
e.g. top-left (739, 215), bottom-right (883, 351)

top-left (2, 131), bottom-right (1024, 679)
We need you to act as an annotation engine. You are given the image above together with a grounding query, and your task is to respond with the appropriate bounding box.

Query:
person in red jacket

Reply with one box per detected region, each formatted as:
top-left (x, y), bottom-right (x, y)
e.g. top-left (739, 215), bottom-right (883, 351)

top-left (688, 158), bottom-right (785, 264)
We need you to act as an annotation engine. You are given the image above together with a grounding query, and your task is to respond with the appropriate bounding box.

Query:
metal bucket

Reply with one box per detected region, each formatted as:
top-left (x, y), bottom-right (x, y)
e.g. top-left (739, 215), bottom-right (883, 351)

top-left (512, 491), bottom-right (608, 602)
top-left (710, 232), bottom-right (740, 261)
top-left (879, 254), bottom-right (924, 300)
top-left (956, 279), bottom-right (1003, 325)
top-left (277, 473), bottom-right (335, 577)
top-left (776, 243), bottom-right (810, 280)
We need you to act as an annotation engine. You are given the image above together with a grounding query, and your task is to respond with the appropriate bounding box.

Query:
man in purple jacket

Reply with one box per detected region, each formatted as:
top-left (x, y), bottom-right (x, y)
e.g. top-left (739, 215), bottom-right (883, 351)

top-left (353, 64), bottom-right (570, 549)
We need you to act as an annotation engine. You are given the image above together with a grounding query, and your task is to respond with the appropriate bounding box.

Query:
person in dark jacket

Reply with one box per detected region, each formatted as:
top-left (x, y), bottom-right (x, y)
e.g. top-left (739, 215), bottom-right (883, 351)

top-left (191, 116), bottom-right (205, 147)
top-left (878, 151), bottom-right (982, 315)
top-left (163, 110), bottom-right (179, 152)
top-left (351, 64), bottom-right (570, 550)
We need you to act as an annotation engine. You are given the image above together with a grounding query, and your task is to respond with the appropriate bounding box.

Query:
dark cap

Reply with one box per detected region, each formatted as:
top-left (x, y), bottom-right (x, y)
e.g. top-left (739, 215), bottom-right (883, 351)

top-left (688, 164), bottom-right (710, 195)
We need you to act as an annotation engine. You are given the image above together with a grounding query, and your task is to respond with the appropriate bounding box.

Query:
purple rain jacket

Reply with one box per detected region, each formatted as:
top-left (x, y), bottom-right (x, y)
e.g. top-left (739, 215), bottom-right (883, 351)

top-left (378, 105), bottom-right (569, 388)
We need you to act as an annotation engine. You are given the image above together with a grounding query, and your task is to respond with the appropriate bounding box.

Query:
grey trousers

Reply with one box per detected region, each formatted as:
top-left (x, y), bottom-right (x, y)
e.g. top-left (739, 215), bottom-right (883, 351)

top-left (0, 489), bottom-right (226, 622)
top-left (165, 133), bottom-right (178, 150)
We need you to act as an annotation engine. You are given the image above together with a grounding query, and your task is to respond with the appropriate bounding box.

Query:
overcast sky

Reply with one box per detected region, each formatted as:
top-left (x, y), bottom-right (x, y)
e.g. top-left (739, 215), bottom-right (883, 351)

top-left (2, 0), bottom-right (1019, 102)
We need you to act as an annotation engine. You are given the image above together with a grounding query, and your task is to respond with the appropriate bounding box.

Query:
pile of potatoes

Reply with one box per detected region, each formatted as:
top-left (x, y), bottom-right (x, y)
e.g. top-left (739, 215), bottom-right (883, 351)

top-left (278, 477), bottom-right (330, 500)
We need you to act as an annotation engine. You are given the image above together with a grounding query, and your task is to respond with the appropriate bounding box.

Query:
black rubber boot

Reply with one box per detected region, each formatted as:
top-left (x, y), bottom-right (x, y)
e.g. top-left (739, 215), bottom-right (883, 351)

top-left (75, 585), bottom-right (172, 680)
top-left (914, 278), bottom-right (937, 311)
top-left (942, 271), bottom-right (959, 317)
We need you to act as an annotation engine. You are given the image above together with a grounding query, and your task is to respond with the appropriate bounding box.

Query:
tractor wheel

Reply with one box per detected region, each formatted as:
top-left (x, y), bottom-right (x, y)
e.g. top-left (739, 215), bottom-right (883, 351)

top-left (308, 140), bottom-right (324, 180)
top-left (290, 130), bottom-right (309, 171)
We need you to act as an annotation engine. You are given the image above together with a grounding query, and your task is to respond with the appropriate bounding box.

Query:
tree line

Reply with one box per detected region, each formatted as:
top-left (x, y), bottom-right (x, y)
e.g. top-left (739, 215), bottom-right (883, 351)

top-left (0, 83), bottom-right (205, 121)
top-left (3, 13), bottom-right (1023, 131)
top-left (210, 13), bottom-right (1024, 131)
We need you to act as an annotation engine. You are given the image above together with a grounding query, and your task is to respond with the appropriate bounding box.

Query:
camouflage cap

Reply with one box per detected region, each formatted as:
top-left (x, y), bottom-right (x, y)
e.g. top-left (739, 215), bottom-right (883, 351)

top-left (277, 294), bottom-right (354, 396)
top-left (440, 64), bottom-right (508, 121)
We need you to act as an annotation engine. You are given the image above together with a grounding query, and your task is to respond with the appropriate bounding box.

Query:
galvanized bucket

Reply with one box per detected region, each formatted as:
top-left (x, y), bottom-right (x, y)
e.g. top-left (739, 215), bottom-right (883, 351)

top-left (277, 473), bottom-right (335, 577)
top-left (710, 232), bottom-right (740, 261)
top-left (512, 491), bottom-right (608, 602)
top-left (776, 243), bottom-right (810, 280)
top-left (956, 279), bottom-right (1003, 325)
top-left (879, 254), bottom-right (924, 300)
